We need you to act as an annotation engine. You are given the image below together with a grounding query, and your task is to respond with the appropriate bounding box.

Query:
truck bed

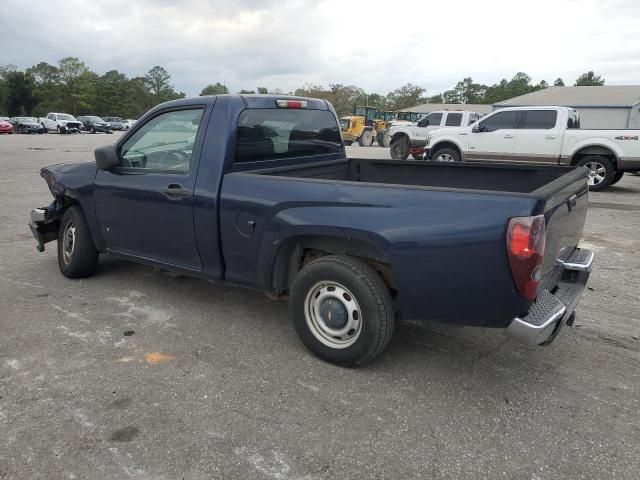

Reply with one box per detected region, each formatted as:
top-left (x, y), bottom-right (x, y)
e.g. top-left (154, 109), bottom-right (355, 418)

top-left (252, 158), bottom-right (579, 195)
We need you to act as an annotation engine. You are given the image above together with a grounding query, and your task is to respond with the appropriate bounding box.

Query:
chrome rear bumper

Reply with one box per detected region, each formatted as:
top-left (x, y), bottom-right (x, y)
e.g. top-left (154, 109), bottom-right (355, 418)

top-left (506, 248), bottom-right (593, 346)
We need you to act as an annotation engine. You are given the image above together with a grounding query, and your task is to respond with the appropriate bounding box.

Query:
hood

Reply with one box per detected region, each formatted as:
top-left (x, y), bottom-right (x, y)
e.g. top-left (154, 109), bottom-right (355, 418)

top-left (41, 162), bottom-right (97, 197)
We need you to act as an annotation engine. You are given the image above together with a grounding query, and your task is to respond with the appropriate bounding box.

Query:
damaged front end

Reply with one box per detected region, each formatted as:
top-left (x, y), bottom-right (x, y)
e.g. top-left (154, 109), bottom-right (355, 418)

top-left (29, 200), bottom-right (64, 252)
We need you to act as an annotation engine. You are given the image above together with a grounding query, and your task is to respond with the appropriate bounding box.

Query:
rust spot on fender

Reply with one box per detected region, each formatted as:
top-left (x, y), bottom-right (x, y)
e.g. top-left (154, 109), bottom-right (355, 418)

top-left (144, 352), bottom-right (175, 364)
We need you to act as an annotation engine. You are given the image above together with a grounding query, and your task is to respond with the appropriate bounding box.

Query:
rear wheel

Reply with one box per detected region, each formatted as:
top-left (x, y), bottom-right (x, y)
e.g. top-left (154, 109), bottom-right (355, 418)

top-left (390, 136), bottom-right (410, 160)
top-left (57, 206), bottom-right (99, 278)
top-left (611, 172), bottom-right (624, 185)
top-left (343, 140), bottom-right (353, 146)
top-left (358, 129), bottom-right (373, 147)
top-left (431, 147), bottom-right (460, 163)
top-left (290, 255), bottom-right (395, 366)
top-left (576, 156), bottom-right (615, 191)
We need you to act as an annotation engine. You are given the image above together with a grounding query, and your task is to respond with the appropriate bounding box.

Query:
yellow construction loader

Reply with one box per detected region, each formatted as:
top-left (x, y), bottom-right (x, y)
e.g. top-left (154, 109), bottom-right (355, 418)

top-left (339, 106), bottom-right (383, 147)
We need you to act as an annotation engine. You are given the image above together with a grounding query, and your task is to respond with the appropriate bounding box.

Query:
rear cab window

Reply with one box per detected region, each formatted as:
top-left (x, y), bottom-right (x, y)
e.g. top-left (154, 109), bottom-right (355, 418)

top-left (520, 110), bottom-right (558, 129)
top-left (235, 109), bottom-right (342, 163)
top-left (445, 113), bottom-right (463, 126)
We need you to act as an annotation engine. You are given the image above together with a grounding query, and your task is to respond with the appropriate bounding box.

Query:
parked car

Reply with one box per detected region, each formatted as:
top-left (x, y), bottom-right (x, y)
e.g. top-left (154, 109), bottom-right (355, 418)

top-left (28, 95), bottom-right (593, 366)
top-left (390, 110), bottom-right (484, 160)
top-left (103, 117), bottom-right (124, 130)
top-left (77, 116), bottom-right (113, 134)
top-left (39, 113), bottom-right (83, 133)
top-left (0, 119), bottom-right (14, 134)
top-left (121, 119), bottom-right (137, 130)
top-left (10, 117), bottom-right (46, 134)
top-left (424, 106), bottom-right (640, 190)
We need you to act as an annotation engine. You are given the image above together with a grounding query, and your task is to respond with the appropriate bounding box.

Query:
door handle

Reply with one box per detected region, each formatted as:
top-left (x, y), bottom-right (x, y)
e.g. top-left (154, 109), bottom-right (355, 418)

top-left (160, 184), bottom-right (191, 196)
top-left (503, 134), bottom-right (514, 139)
top-left (545, 135), bottom-right (556, 139)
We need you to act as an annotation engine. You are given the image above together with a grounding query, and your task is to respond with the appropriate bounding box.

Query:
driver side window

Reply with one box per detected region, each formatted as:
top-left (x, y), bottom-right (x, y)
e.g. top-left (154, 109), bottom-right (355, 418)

top-left (120, 108), bottom-right (204, 173)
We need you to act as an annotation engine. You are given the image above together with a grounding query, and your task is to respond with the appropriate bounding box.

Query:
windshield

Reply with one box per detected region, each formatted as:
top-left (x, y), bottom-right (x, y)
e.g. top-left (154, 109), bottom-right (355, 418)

top-left (88, 116), bottom-right (104, 122)
top-left (17, 117), bottom-right (38, 123)
top-left (57, 114), bottom-right (75, 121)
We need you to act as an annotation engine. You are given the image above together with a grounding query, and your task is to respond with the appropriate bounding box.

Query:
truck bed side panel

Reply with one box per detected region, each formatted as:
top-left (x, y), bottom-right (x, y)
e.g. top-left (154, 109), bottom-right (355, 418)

top-left (220, 173), bottom-right (539, 327)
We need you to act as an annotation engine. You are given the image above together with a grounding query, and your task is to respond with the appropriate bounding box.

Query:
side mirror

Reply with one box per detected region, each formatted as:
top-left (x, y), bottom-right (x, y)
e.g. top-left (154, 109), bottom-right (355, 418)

top-left (417, 119), bottom-right (429, 127)
top-left (94, 144), bottom-right (120, 170)
top-left (472, 124), bottom-right (482, 133)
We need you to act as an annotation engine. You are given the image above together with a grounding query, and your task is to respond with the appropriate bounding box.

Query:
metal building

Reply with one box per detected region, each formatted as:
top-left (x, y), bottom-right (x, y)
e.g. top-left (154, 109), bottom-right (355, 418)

top-left (493, 86), bottom-right (640, 129)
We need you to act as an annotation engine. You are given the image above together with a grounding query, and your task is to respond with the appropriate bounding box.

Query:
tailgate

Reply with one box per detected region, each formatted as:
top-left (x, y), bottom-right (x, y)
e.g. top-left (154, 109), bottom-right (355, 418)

top-left (538, 167), bottom-right (589, 287)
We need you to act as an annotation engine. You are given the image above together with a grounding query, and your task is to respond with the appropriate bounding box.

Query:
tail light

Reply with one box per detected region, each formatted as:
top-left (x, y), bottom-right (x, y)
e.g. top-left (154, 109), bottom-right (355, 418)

top-left (506, 215), bottom-right (546, 300)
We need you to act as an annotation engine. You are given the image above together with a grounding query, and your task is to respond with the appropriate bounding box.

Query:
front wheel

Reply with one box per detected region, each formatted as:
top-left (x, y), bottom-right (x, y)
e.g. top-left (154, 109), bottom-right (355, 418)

top-left (390, 136), bottom-right (410, 160)
top-left (57, 206), bottom-right (99, 278)
top-left (290, 255), bottom-right (395, 366)
top-left (576, 156), bottom-right (615, 191)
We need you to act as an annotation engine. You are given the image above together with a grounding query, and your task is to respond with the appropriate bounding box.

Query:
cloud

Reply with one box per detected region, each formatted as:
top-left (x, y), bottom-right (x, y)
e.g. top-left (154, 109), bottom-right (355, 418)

top-left (1, 0), bottom-right (639, 96)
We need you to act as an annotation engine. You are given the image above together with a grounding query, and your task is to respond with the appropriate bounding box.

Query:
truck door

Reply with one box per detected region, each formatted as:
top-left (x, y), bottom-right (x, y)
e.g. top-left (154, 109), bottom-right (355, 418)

top-left (413, 112), bottom-right (443, 143)
top-left (93, 107), bottom-right (206, 270)
top-left (467, 110), bottom-right (518, 162)
top-left (514, 109), bottom-right (562, 163)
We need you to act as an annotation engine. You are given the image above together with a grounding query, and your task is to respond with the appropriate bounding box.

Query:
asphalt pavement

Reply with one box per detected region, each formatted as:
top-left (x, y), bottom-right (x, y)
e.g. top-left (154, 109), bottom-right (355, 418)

top-left (1, 133), bottom-right (639, 479)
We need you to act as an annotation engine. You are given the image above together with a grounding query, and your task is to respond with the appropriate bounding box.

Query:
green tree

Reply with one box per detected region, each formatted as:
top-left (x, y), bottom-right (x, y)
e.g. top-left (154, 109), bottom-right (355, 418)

top-left (574, 71), bottom-right (605, 86)
top-left (238, 89), bottom-right (256, 94)
top-left (145, 66), bottom-right (182, 105)
top-left (554, 77), bottom-right (565, 87)
top-left (57, 57), bottom-right (90, 113)
top-left (386, 83), bottom-right (427, 110)
top-left (200, 82), bottom-right (229, 95)
top-left (5, 71), bottom-right (37, 115)
top-left (428, 93), bottom-right (444, 103)
top-left (257, 87), bottom-right (268, 94)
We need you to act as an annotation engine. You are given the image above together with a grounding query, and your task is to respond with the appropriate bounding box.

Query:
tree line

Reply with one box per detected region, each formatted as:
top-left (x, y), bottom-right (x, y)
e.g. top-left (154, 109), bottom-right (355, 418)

top-left (0, 57), bottom-right (606, 119)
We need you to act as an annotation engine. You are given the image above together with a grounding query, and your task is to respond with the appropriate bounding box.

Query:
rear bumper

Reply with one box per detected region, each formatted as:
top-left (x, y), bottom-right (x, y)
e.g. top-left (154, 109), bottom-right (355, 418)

top-left (506, 248), bottom-right (593, 346)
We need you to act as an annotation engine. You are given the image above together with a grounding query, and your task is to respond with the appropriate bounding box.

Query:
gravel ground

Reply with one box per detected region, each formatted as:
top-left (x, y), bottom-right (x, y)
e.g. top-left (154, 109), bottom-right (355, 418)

top-left (1, 133), bottom-right (639, 479)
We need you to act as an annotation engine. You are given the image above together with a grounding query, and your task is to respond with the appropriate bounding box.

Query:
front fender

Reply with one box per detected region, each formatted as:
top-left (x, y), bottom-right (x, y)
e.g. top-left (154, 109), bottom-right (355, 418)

top-left (40, 162), bottom-right (105, 251)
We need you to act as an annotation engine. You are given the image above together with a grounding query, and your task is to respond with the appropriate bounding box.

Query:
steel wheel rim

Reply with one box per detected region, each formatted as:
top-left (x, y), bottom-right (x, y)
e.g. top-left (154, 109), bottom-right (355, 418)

top-left (62, 223), bottom-right (76, 264)
top-left (435, 153), bottom-right (455, 162)
top-left (304, 281), bottom-right (362, 349)
top-left (584, 161), bottom-right (606, 186)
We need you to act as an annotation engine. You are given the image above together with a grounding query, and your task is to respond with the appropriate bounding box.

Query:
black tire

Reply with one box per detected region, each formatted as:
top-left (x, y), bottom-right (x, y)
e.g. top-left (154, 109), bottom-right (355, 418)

top-left (57, 125), bottom-right (62, 134)
top-left (90, 126), bottom-right (96, 134)
top-left (377, 129), bottom-right (390, 147)
top-left (390, 136), bottom-right (410, 160)
top-left (343, 140), bottom-right (353, 146)
top-left (575, 155), bottom-right (615, 191)
top-left (431, 147), bottom-right (460, 163)
top-left (611, 172), bottom-right (624, 185)
top-left (358, 129), bottom-right (373, 147)
top-left (289, 255), bottom-right (395, 366)
top-left (57, 206), bottom-right (99, 278)
top-left (411, 153), bottom-right (424, 160)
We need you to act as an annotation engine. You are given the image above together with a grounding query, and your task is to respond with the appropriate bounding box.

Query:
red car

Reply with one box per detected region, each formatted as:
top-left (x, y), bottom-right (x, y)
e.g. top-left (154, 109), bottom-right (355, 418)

top-left (0, 120), bottom-right (14, 134)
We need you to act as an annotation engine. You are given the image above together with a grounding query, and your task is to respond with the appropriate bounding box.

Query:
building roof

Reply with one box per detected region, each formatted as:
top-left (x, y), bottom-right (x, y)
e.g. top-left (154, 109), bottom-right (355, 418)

top-left (493, 85), bottom-right (640, 108)
top-left (399, 103), bottom-right (494, 114)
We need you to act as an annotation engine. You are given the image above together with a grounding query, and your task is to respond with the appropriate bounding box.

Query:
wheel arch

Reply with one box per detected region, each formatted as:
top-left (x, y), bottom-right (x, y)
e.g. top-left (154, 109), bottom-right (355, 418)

top-left (430, 140), bottom-right (463, 159)
top-left (570, 144), bottom-right (619, 166)
top-left (270, 234), bottom-right (396, 295)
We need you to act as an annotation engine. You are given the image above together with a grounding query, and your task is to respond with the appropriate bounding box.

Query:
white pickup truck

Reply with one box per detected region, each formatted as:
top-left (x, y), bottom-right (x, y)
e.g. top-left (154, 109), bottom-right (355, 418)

top-left (389, 110), bottom-right (483, 160)
top-left (39, 113), bottom-right (84, 134)
top-left (424, 106), bottom-right (640, 190)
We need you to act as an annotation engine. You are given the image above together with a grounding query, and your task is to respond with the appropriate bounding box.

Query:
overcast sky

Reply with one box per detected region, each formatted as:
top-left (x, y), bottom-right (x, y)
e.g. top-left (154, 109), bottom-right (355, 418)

top-left (2, 0), bottom-right (639, 96)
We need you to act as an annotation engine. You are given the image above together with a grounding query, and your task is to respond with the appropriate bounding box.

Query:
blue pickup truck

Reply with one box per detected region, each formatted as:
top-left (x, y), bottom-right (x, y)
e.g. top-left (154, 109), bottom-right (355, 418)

top-left (29, 95), bottom-right (594, 366)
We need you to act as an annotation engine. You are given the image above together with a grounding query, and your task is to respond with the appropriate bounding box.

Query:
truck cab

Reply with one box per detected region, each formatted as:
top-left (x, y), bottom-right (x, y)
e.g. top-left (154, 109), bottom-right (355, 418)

top-left (389, 110), bottom-right (483, 160)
